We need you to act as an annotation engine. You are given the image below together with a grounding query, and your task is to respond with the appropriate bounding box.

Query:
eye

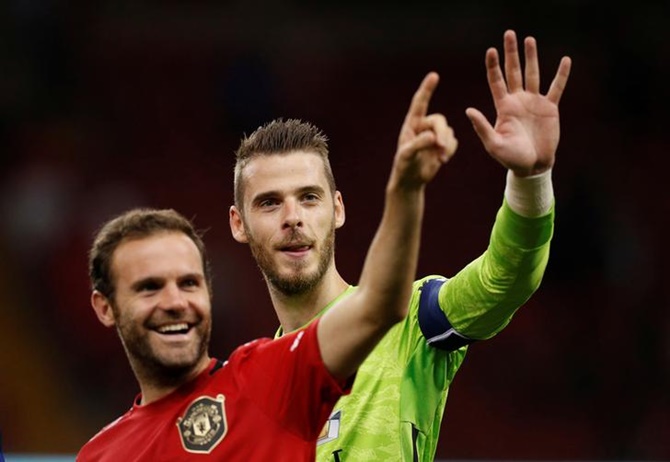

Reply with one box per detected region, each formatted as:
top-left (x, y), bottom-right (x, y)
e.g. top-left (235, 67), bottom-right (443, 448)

top-left (181, 278), bottom-right (199, 288)
top-left (259, 198), bottom-right (280, 208)
top-left (180, 275), bottom-right (203, 290)
top-left (138, 280), bottom-right (161, 292)
top-left (302, 192), bottom-right (320, 203)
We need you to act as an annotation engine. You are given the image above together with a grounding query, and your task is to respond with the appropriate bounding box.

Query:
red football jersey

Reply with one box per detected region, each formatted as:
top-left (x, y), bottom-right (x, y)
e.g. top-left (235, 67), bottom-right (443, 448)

top-left (77, 319), bottom-right (348, 461)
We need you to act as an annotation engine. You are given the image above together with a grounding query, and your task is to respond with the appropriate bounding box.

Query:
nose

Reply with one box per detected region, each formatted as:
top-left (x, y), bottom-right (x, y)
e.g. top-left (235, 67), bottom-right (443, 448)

top-left (282, 198), bottom-right (303, 229)
top-left (157, 283), bottom-right (188, 311)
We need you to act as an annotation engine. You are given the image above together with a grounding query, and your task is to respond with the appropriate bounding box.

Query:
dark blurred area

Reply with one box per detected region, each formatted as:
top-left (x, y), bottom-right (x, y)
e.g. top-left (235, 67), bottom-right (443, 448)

top-left (1, 0), bottom-right (668, 459)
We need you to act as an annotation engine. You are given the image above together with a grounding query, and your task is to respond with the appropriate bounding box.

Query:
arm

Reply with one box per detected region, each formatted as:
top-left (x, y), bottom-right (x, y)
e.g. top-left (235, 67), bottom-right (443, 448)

top-left (438, 30), bottom-right (571, 340)
top-left (437, 197), bottom-right (554, 341)
top-left (318, 72), bottom-right (458, 379)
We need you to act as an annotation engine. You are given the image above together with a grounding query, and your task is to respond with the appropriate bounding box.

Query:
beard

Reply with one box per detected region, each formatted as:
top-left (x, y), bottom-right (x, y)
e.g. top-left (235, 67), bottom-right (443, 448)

top-left (247, 224), bottom-right (336, 296)
top-left (112, 305), bottom-right (211, 386)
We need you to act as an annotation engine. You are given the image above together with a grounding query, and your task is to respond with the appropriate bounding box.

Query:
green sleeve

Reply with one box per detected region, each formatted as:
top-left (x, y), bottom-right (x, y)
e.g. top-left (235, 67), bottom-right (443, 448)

top-left (440, 198), bottom-right (554, 339)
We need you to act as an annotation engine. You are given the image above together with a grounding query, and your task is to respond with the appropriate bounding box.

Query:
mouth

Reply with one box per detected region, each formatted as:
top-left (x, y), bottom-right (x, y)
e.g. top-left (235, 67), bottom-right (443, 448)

top-left (154, 322), bottom-right (193, 336)
top-left (279, 243), bottom-right (312, 256)
top-left (281, 243), bottom-right (311, 251)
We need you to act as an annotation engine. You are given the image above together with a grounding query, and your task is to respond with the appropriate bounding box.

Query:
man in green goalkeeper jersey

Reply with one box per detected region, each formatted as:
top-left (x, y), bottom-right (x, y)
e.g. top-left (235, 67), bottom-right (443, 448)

top-left (229, 30), bottom-right (572, 461)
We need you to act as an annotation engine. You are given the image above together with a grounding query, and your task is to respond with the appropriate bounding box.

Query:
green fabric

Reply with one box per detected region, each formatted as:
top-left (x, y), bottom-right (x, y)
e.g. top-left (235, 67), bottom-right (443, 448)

top-left (282, 200), bottom-right (553, 461)
top-left (443, 199), bottom-right (554, 339)
top-left (315, 283), bottom-right (466, 461)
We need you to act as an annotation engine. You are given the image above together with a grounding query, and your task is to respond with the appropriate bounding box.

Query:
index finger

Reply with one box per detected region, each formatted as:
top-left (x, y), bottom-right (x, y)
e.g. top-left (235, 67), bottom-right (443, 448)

top-left (404, 72), bottom-right (440, 125)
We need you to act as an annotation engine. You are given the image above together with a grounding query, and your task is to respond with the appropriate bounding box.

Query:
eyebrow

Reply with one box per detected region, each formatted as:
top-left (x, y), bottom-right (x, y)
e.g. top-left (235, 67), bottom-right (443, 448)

top-left (129, 273), bottom-right (204, 291)
top-left (179, 272), bottom-right (206, 283)
top-left (252, 185), bottom-right (326, 205)
top-left (130, 276), bottom-right (164, 292)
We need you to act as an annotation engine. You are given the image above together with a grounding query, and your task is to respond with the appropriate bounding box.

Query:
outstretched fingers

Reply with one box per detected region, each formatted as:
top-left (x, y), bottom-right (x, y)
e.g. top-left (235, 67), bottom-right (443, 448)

top-left (404, 72), bottom-right (440, 126)
top-left (546, 56), bottom-right (572, 104)
top-left (489, 30), bottom-right (572, 104)
top-left (503, 30), bottom-right (523, 92)
top-left (486, 48), bottom-right (507, 104)
top-left (524, 36), bottom-right (540, 94)
top-left (465, 107), bottom-right (496, 149)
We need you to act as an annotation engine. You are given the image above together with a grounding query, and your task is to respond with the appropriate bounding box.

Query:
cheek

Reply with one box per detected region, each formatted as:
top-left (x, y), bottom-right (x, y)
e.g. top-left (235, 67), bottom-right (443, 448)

top-left (115, 299), bottom-right (151, 324)
top-left (193, 295), bottom-right (212, 315)
top-left (113, 308), bottom-right (137, 333)
top-left (315, 213), bottom-right (337, 234)
top-left (250, 223), bottom-right (280, 248)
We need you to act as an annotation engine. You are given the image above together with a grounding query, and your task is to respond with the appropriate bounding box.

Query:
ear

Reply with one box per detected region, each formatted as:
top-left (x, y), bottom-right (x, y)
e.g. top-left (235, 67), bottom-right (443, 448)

top-left (91, 290), bottom-right (117, 328)
top-left (334, 191), bottom-right (346, 229)
top-left (229, 205), bottom-right (249, 243)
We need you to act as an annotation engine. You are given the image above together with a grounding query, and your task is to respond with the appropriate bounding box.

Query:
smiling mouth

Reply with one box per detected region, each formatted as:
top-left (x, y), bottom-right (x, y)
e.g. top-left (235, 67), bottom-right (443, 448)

top-left (155, 323), bottom-right (191, 335)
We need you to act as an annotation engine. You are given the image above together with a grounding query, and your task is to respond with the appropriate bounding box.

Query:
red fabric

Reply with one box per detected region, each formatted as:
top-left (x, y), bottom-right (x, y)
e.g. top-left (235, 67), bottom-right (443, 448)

top-left (77, 319), bottom-right (348, 461)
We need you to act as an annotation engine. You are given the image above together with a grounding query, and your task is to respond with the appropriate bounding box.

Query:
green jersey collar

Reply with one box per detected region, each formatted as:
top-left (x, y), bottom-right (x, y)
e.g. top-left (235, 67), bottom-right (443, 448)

top-left (273, 285), bottom-right (356, 339)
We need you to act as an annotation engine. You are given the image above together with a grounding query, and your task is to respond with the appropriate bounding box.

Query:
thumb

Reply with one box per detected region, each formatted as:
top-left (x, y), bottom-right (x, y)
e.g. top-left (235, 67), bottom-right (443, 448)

top-left (465, 107), bottom-right (495, 146)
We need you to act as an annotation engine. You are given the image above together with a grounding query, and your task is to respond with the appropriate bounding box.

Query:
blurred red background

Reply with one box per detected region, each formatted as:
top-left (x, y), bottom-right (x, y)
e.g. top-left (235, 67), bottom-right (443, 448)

top-left (1, 1), bottom-right (668, 459)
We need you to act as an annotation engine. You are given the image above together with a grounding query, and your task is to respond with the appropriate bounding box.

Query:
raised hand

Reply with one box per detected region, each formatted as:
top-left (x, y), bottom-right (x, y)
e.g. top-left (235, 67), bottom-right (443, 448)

top-left (465, 30), bottom-right (572, 176)
top-left (391, 72), bottom-right (458, 189)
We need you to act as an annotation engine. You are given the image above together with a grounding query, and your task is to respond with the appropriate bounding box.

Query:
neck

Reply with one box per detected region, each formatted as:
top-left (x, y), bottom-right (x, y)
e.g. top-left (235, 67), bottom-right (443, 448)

top-left (133, 355), bottom-right (211, 405)
top-left (269, 270), bottom-right (349, 333)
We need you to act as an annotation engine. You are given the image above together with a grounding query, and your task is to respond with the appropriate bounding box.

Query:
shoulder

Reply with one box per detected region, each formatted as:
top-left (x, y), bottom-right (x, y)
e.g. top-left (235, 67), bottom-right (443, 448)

top-left (411, 275), bottom-right (449, 306)
top-left (89, 410), bottom-right (130, 440)
top-left (225, 321), bottom-right (321, 369)
top-left (77, 410), bottom-right (131, 459)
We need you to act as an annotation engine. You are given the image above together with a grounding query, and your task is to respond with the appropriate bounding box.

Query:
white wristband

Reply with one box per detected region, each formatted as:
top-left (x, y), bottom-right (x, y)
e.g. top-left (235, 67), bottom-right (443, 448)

top-left (504, 169), bottom-right (554, 218)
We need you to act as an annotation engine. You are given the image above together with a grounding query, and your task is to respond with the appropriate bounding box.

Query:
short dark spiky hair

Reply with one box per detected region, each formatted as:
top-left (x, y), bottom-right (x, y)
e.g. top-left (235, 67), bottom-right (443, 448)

top-left (88, 208), bottom-right (212, 301)
top-left (233, 118), bottom-right (336, 209)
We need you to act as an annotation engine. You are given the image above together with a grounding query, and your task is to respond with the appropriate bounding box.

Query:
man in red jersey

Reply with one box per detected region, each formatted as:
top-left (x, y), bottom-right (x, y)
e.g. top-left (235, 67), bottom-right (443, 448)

top-left (76, 72), bottom-right (457, 461)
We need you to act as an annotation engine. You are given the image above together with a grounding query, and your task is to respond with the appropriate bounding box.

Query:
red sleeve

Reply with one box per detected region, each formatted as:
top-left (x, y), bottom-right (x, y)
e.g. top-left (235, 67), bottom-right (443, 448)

top-left (230, 318), bottom-right (350, 440)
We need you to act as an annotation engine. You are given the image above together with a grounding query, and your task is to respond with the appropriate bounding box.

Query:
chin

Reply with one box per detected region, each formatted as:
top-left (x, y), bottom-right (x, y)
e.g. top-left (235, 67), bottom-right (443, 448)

top-left (148, 355), bottom-right (205, 381)
top-left (160, 348), bottom-right (206, 369)
top-left (143, 343), bottom-right (207, 374)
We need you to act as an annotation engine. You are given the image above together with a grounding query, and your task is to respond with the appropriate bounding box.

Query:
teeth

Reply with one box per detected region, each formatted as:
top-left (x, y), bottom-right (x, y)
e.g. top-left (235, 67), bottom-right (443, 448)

top-left (157, 323), bottom-right (189, 334)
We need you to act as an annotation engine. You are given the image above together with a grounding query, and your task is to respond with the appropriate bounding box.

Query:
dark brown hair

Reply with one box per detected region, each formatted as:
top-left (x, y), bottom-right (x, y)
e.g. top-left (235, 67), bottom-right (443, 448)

top-left (233, 118), bottom-right (336, 209)
top-left (88, 208), bottom-right (212, 301)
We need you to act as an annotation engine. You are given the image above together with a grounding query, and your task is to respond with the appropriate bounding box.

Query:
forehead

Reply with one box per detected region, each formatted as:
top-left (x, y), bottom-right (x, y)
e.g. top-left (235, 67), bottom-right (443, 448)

top-left (241, 151), bottom-right (329, 194)
top-left (111, 232), bottom-right (203, 284)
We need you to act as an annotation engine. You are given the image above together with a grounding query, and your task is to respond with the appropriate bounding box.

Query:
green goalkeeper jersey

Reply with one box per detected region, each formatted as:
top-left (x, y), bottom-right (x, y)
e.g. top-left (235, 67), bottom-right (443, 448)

top-left (277, 200), bottom-right (554, 462)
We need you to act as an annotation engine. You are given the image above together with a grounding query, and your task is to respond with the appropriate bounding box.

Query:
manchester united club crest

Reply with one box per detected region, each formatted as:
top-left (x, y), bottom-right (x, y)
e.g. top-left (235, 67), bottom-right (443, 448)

top-left (177, 394), bottom-right (228, 453)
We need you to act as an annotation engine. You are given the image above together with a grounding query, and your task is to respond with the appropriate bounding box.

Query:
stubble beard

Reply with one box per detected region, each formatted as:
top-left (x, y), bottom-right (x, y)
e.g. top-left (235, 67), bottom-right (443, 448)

top-left (112, 304), bottom-right (212, 386)
top-left (248, 225), bottom-right (336, 296)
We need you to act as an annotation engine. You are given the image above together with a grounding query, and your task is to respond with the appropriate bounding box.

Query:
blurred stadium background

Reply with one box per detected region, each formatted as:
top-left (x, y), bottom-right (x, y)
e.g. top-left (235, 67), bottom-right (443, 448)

top-left (1, 0), bottom-right (668, 460)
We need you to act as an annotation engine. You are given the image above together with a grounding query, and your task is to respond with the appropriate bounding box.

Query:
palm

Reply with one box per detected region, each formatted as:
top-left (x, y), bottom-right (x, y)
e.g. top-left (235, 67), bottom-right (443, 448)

top-left (466, 30), bottom-right (571, 176)
top-left (490, 91), bottom-right (560, 172)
